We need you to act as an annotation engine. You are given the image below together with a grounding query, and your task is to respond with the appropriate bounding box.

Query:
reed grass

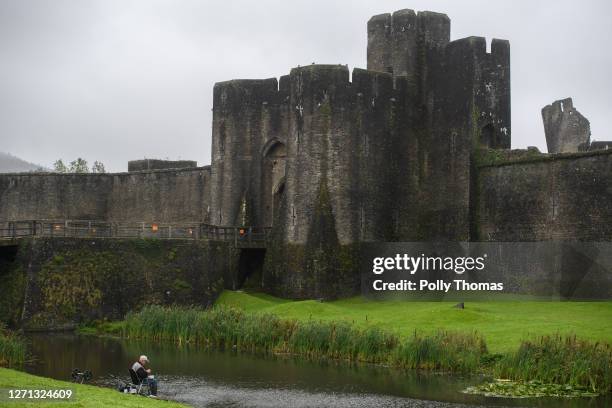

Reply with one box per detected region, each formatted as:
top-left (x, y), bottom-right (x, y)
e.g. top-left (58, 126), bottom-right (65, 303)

top-left (395, 331), bottom-right (487, 372)
top-left (0, 323), bottom-right (26, 367)
top-left (494, 334), bottom-right (612, 393)
top-left (123, 305), bottom-right (484, 373)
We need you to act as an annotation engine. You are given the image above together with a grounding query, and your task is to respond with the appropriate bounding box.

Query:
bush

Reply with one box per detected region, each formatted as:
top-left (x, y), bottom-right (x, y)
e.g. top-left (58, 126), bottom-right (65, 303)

top-left (494, 335), bottom-right (612, 393)
top-left (0, 324), bottom-right (26, 367)
top-left (393, 331), bottom-right (486, 373)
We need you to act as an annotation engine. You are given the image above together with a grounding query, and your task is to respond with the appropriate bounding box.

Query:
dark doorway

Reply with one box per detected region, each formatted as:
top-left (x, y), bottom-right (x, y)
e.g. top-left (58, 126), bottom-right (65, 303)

top-left (481, 124), bottom-right (497, 148)
top-left (262, 141), bottom-right (287, 227)
top-left (237, 248), bottom-right (267, 290)
top-left (0, 244), bottom-right (19, 266)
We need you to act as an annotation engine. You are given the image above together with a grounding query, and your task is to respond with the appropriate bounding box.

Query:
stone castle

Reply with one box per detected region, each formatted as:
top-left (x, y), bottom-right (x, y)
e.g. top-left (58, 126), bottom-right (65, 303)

top-left (1, 10), bottom-right (611, 301)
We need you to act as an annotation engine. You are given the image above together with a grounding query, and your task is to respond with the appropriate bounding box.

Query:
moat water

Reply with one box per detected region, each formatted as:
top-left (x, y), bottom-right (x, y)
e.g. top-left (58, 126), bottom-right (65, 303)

top-left (22, 333), bottom-right (609, 408)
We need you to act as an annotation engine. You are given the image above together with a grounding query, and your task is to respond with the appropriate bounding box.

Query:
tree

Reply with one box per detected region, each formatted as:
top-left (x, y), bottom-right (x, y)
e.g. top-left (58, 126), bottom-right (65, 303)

top-left (69, 158), bottom-right (89, 173)
top-left (91, 161), bottom-right (106, 174)
top-left (53, 158), bottom-right (106, 173)
top-left (53, 159), bottom-right (68, 173)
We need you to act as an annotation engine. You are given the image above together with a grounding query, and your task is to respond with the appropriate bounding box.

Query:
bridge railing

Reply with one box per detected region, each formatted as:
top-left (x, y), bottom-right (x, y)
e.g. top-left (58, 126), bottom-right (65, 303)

top-left (0, 220), bottom-right (271, 246)
top-left (0, 221), bottom-right (38, 239)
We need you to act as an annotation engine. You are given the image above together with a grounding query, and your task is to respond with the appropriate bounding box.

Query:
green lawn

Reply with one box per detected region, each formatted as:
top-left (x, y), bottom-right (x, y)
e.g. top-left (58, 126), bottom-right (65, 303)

top-left (0, 368), bottom-right (186, 408)
top-left (216, 291), bottom-right (612, 353)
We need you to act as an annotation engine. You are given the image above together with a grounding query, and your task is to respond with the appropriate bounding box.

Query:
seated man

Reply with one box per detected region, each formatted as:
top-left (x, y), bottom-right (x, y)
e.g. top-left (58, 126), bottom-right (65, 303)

top-left (131, 355), bottom-right (158, 396)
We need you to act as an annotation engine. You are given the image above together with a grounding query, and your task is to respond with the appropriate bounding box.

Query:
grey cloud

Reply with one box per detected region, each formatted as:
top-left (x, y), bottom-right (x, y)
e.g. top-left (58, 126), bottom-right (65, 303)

top-left (0, 0), bottom-right (610, 171)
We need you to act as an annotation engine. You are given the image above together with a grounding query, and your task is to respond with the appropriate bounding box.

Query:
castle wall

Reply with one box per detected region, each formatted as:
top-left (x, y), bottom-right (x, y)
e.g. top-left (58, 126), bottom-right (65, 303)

top-left (477, 150), bottom-right (612, 241)
top-left (283, 65), bottom-right (353, 245)
top-left (274, 65), bottom-right (409, 246)
top-left (0, 173), bottom-right (113, 221)
top-left (408, 37), bottom-right (476, 242)
top-left (0, 167), bottom-right (211, 223)
top-left (128, 159), bottom-right (198, 172)
top-left (210, 78), bottom-right (286, 227)
top-left (107, 167), bottom-right (211, 222)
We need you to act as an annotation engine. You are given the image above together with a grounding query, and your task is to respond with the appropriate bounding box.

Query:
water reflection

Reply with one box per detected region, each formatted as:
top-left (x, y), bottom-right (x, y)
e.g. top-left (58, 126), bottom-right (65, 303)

top-left (22, 333), bottom-right (609, 408)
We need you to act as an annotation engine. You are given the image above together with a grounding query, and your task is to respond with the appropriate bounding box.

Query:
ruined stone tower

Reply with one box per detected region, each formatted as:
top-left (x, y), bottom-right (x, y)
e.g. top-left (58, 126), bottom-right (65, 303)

top-left (542, 98), bottom-right (591, 153)
top-left (208, 9), bottom-right (512, 298)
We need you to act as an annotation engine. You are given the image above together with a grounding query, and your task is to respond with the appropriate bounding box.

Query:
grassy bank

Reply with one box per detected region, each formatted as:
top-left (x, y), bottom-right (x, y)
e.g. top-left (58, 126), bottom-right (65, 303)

top-left (216, 291), bottom-right (612, 353)
top-left (123, 305), bottom-right (486, 373)
top-left (0, 325), bottom-right (25, 367)
top-left (0, 368), bottom-right (186, 408)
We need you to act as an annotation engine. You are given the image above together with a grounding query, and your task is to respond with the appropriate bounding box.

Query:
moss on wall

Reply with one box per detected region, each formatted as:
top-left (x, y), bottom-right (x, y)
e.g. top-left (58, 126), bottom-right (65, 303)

top-left (263, 180), bottom-right (361, 299)
top-left (3, 238), bottom-right (232, 330)
top-left (0, 257), bottom-right (25, 328)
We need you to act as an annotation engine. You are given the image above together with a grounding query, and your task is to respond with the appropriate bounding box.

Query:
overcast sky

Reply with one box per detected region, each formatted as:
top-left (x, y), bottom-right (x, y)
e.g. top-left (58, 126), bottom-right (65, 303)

top-left (1, 0), bottom-right (611, 171)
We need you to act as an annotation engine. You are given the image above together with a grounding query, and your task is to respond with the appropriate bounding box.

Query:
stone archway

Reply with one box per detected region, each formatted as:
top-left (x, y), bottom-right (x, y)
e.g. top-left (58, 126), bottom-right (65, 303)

top-left (262, 141), bottom-right (286, 226)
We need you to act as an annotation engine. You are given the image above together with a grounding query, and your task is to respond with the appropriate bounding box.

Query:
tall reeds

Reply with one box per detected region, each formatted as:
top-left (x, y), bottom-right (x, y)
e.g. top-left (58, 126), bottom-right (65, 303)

top-left (0, 324), bottom-right (25, 367)
top-left (494, 334), bottom-right (612, 393)
top-left (122, 305), bottom-right (485, 373)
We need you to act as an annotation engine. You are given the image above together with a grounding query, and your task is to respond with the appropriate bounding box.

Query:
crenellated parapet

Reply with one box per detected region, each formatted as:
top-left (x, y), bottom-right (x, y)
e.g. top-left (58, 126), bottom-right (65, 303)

top-left (445, 36), bottom-right (511, 150)
top-left (367, 10), bottom-right (450, 80)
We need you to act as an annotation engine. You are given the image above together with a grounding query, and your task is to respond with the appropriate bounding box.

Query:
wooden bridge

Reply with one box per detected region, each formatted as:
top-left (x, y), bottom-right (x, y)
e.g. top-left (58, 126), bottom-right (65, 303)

top-left (0, 220), bottom-right (270, 248)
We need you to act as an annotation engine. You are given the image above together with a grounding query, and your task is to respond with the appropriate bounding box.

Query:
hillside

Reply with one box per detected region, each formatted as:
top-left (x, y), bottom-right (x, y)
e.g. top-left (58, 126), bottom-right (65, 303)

top-left (0, 152), bottom-right (47, 173)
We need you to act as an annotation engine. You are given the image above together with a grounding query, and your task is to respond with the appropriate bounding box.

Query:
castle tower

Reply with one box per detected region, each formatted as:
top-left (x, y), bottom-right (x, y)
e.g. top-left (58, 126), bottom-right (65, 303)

top-left (210, 78), bottom-right (280, 226)
top-left (542, 98), bottom-right (591, 153)
top-left (367, 10), bottom-right (450, 82)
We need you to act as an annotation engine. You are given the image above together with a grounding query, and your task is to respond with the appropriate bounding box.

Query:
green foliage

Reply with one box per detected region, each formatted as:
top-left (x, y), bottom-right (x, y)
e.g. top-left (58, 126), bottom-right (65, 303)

top-left (464, 379), bottom-right (601, 398)
top-left (494, 335), bottom-right (612, 394)
top-left (52, 158), bottom-right (106, 173)
top-left (69, 158), bottom-right (89, 173)
top-left (394, 331), bottom-right (486, 372)
top-left (31, 239), bottom-right (224, 325)
top-left (474, 147), bottom-right (543, 167)
top-left (38, 250), bottom-right (120, 320)
top-left (0, 324), bottom-right (25, 367)
top-left (53, 159), bottom-right (68, 173)
top-left (122, 305), bottom-right (485, 372)
top-left (78, 320), bottom-right (125, 336)
top-left (130, 238), bottom-right (162, 253)
top-left (0, 262), bottom-right (25, 327)
top-left (91, 161), bottom-right (106, 173)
